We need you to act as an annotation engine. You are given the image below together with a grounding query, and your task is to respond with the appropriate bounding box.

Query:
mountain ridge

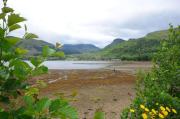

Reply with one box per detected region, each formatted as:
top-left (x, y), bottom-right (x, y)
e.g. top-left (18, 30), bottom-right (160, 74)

top-left (73, 28), bottom-right (170, 60)
top-left (104, 38), bottom-right (125, 49)
top-left (16, 28), bottom-right (170, 60)
top-left (97, 29), bottom-right (169, 60)
top-left (16, 40), bottom-right (100, 56)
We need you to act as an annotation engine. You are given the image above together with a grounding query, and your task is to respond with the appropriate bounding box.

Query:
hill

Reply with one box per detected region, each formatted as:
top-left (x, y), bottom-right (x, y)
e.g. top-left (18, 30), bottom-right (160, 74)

top-left (104, 38), bottom-right (125, 49)
top-left (16, 39), bottom-right (55, 56)
top-left (98, 29), bottom-right (169, 60)
top-left (61, 44), bottom-right (100, 54)
top-left (16, 40), bottom-right (100, 56)
top-left (74, 29), bottom-right (169, 61)
top-left (16, 29), bottom-right (170, 60)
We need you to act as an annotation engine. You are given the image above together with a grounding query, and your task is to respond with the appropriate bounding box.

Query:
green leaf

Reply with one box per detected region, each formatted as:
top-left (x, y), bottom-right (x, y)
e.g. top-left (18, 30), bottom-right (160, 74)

top-left (0, 67), bottom-right (9, 80)
top-left (0, 13), bottom-right (6, 19)
top-left (0, 27), bottom-right (5, 37)
top-left (49, 99), bottom-right (61, 112)
top-left (52, 51), bottom-right (65, 58)
top-left (0, 112), bottom-right (9, 119)
top-left (35, 98), bottom-right (51, 112)
top-left (32, 65), bottom-right (48, 76)
top-left (8, 14), bottom-right (26, 27)
top-left (24, 33), bottom-right (38, 39)
top-left (25, 87), bottom-right (39, 96)
top-left (2, 7), bottom-right (14, 13)
top-left (5, 36), bottom-right (21, 45)
top-left (2, 77), bottom-right (22, 92)
top-left (0, 107), bottom-right (4, 112)
top-left (50, 99), bottom-right (78, 119)
top-left (10, 59), bottom-right (32, 80)
top-left (15, 48), bottom-right (28, 55)
top-left (0, 96), bottom-right (10, 104)
top-left (42, 46), bottom-right (56, 57)
top-left (23, 96), bottom-right (35, 106)
top-left (2, 51), bottom-right (16, 61)
top-left (14, 108), bottom-right (34, 119)
top-left (9, 24), bottom-right (21, 32)
top-left (30, 57), bottom-right (44, 67)
top-left (36, 80), bottom-right (47, 88)
top-left (0, 39), bottom-right (18, 52)
top-left (93, 111), bottom-right (105, 119)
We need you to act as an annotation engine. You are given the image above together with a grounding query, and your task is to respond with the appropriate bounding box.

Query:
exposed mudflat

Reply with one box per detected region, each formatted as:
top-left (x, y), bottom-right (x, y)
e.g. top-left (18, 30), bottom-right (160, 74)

top-left (30, 61), bottom-right (152, 119)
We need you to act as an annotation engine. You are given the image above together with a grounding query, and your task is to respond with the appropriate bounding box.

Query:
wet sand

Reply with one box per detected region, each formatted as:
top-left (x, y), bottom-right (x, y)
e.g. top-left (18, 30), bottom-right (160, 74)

top-left (31, 61), bottom-right (152, 119)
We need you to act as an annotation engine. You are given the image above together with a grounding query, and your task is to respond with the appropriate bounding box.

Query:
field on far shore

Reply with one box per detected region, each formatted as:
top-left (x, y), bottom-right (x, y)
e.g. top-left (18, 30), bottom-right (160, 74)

top-left (30, 61), bottom-right (152, 119)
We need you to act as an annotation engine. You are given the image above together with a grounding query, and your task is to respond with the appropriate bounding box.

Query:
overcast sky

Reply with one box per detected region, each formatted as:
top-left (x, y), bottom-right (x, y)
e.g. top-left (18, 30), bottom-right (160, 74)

top-left (5, 0), bottom-right (180, 47)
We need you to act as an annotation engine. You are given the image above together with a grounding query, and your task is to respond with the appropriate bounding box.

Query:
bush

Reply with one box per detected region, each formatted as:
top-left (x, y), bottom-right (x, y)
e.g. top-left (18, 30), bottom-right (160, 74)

top-left (121, 25), bottom-right (180, 119)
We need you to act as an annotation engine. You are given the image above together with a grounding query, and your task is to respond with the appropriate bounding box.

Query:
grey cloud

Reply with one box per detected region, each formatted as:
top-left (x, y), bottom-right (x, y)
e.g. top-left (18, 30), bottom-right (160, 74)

top-left (99, 10), bottom-right (180, 39)
top-left (9, 2), bottom-right (180, 48)
top-left (36, 9), bottom-right (180, 47)
top-left (35, 32), bottom-right (103, 48)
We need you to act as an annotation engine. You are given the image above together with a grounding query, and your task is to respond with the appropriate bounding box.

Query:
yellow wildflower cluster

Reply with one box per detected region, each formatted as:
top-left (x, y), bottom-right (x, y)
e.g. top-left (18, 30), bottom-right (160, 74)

top-left (130, 109), bottom-right (135, 113)
top-left (158, 106), bottom-right (177, 118)
top-left (129, 104), bottom-right (178, 119)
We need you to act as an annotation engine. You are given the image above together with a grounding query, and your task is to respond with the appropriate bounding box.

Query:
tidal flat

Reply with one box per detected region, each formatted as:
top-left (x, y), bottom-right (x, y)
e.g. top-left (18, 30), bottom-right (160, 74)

top-left (30, 61), bottom-right (152, 119)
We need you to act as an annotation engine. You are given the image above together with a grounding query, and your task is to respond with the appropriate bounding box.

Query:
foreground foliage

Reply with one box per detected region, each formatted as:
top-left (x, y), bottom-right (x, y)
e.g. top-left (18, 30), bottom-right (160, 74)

top-left (121, 26), bottom-right (180, 118)
top-left (0, 0), bottom-right (78, 118)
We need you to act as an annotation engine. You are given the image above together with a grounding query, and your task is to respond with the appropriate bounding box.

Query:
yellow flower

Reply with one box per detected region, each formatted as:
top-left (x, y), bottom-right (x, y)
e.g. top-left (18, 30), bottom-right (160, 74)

top-left (159, 113), bottom-right (165, 118)
top-left (156, 102), bottom-right (159, 105)
top-left (166, 107), bottom-right (171, 112)
top-left (151, 115), bottom-right (155, 119)
top-left (151, 109), bottom-right (157, 115)
top-left (142, 113), bottom-right (148, 119)
top-left (162, 110), bottom-right (168, 116)
top-left (150, 112), bottom-right (155, 119)
top-left (145, 108), bottom-right (149, 112)
top-left (130, 109), bottom-right (135, 113)
top-left (160, 106), bottom-right (165, 111)
top-left (172, 109), bottom-right (177, 114)
top-left (140, 104), bottom-right (145, 109)
top-left (150, 112), bottom-right (153, 115)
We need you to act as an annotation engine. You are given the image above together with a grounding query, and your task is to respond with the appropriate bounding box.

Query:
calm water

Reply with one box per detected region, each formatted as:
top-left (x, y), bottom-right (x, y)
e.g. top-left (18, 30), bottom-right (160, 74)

top-left (43, 61), bottom-right (118, 69)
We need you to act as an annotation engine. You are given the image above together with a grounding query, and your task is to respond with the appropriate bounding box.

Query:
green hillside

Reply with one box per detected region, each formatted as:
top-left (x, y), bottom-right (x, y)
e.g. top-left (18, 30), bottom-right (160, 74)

top-left (98, 29), bottom-right (169, 60)
top-left (145, 30), bottom-right (168, 40)
top-left (16, 39), bottom-right (100, 58)
top-left (74, 29), bottom-right (170, 61)
top-left (16, 39), bottom-right (55, 56)
top-left (61, 44), bottom-right (100, 54)
top-left (104, 38), bottom-right (125, 49)
top-left (16, 29), bottom-right (170, 61)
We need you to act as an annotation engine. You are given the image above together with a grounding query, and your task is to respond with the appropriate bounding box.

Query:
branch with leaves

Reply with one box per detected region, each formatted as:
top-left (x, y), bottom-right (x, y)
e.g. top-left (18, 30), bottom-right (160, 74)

top-left (0, 0), bottom-right (78, 119)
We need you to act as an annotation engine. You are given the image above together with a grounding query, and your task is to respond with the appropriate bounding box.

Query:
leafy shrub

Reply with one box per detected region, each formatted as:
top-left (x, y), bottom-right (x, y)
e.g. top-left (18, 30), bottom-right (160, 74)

top-left (0, 0), bottom-right (78, 118)
top-left (121, 25), bottom-right (180, 118)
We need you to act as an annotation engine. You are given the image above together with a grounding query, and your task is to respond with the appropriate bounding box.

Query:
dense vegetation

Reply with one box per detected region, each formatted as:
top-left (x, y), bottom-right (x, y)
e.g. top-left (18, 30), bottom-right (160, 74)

top-left (98, 39), bottom-right (158, 61)
top-left (121, 25), bottom-right (180, 118)
top-left (98, 29), bottom-right (170, 61)
top-left (0, 1), bottom-right (78, 118)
